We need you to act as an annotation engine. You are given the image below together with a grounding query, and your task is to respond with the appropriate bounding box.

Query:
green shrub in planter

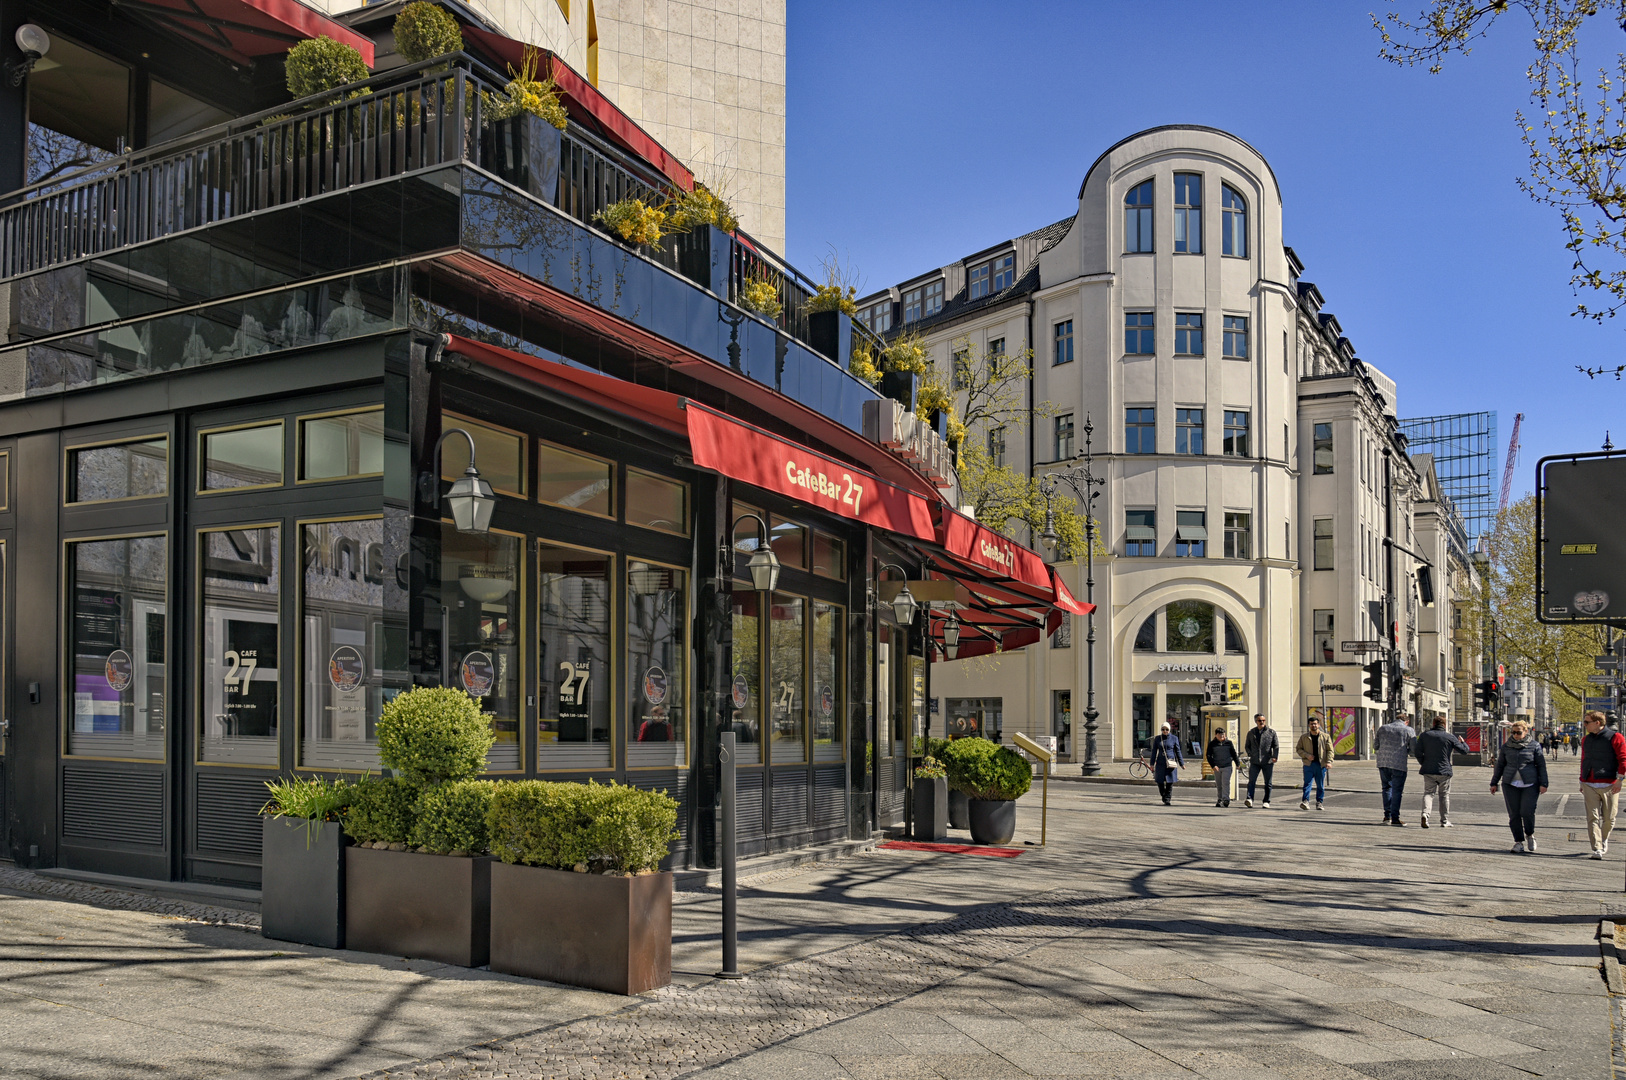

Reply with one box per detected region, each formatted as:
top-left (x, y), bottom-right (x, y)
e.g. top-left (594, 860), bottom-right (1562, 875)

top-left (377, 685), bottom-right (494, 787)
top-left (393, 2), bottom-right (463, 64)
top-left (939, 738), bottom-right (1032, 801)
top-left (285, 36), bottom-right (370, 101)
top-left (410, 780), bottom-right (496, 855)
top-left (488, 781), bottom-right (679, 874)
top-left (344, 776), bottom-right (417, 845)
top-left (261, 775), bottom-right (354, 822)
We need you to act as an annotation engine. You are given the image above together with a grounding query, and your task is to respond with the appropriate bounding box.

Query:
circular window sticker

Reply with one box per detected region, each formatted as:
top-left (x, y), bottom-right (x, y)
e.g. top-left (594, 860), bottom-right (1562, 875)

top-left (643, 665), bottom-right (669, 705)
top-left (731, 674), bottom-right (750, 711)
top-left (460, 651), bottom-right (495, 697)
top-left (1177, 617), bottom-right (1200, 640)
top-left (105, 650), bottom-right (133, 693)
top-left (328, 645), bottom-right (365, 693)
top-left (819, 684), bottom-right (834, 718)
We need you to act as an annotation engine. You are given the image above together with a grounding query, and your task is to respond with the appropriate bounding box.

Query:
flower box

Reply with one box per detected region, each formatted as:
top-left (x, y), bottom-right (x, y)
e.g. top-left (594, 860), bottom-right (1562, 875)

top-left (489, 863), bottom-right (672, 995)
top-left (261, 817), bottom-right (347, 949)
top-left (345, 846), bottom-right (493, 967)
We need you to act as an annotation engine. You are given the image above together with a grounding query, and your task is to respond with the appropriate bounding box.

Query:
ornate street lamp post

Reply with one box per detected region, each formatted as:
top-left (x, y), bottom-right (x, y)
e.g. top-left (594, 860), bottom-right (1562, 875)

top-left (1040, 414), bottom-right (1105, 776)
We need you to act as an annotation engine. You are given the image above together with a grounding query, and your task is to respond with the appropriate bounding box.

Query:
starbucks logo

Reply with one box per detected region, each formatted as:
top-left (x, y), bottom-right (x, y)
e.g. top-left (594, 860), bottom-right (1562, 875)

top-left (1177, 617), bottom-right (1200, 640)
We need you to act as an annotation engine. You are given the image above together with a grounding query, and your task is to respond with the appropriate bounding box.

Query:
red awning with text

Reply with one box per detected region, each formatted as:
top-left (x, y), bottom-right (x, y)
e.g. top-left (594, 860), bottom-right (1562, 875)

top-left (936, 510), bottom-right (1055, 595)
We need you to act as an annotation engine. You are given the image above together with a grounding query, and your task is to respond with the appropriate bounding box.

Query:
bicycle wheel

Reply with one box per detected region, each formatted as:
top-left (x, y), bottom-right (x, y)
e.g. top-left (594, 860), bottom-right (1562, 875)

top-left (1129, 759), bottom-right (1149, 780)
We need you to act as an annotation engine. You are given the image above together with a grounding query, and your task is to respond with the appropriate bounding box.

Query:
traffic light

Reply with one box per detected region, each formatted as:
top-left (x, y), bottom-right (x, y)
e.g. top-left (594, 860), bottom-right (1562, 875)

top-left (1363, 659), bottom-right (1387, 702)
top-left (1474, 680), bottom-right (1500, 712)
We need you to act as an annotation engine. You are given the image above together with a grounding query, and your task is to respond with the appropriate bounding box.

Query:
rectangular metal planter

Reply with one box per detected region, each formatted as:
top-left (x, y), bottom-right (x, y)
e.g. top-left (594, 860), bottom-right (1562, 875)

top-left (912, 776), bottom-right (948, 841)
top-left (489, 862), bottom-right (672, 995)
top-left (261, 816), bottom-right (347, 949)
top-left (345, 847), bottom-right (493, 967)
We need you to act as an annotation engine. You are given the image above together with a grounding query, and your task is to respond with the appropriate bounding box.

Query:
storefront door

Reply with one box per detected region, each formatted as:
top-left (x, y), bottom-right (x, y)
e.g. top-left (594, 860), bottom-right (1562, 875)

top-left (1166, 694), bottom-right (1204, 760)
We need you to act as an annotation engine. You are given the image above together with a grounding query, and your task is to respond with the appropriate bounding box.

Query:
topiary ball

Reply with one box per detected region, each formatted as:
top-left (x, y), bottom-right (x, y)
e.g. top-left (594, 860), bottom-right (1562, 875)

top-left (285, 36), bottom-right (370, 100)
top-left (376, 685), bottom-right (495, 788)
top-left (393, 2), bottom-right (464, 64)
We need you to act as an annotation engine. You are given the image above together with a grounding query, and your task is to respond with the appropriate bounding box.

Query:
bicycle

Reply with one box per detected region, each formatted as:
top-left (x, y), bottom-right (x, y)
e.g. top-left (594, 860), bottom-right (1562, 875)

top-left (1128, 749), bottom-right (1151, 780)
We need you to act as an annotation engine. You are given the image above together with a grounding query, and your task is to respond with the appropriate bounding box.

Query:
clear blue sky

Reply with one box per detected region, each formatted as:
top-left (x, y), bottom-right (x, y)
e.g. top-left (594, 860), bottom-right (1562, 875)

top-left (784, 0), bottom-right (1623, 499)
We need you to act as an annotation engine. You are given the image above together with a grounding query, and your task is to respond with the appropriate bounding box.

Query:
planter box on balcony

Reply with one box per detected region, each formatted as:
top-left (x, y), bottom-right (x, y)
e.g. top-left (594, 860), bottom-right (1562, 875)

top-left (676, 225), bottom-right (733, 296)
top-left (345, 847), bottom-right (493, 967)
top-left (912, 777), bottom-right (948, 842)
top-left (807, 310), bottom-right (851, 365)
top-left (261, 817), bottom-right (346, 950)
top-left (489, 863), bottom-right (672, 995)
top-left (483, 114), bottom-right (562, 204)
top-left (881, 370), bottom-right (917, 411)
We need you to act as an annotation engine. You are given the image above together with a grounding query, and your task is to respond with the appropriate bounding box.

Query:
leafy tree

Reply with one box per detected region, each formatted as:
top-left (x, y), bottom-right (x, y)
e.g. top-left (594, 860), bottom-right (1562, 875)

top-left (1375, 2), bottom-right (1626, 372)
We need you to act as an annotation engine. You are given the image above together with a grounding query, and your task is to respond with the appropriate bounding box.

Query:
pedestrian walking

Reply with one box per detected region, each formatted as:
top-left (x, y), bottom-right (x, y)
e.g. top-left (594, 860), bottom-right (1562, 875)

top-left (1244, 713), bottom-right (1279, 808)
top-left (1490, 720), bottom-right (1549, 853)
top-left (1296, 717), bottom-right (1333, 811)
top-left (1571, 732), bottom-right (1580, 756)
top-left (1206, 726), bottom-right (1242, 807)
top-left (1375, 712), bottom-right (1418, 827)
top-left (1579, 710), bottom-right (1626, 859)
top-left (1414, 717), bottom-right (1469, 828)
top-left (1149, 721), bottom-right (1186, 806)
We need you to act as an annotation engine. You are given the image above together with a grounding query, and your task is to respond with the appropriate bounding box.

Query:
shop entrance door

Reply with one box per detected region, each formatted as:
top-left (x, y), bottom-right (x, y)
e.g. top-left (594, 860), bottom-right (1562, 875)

top-left (1166, 694), bottom-right (1205, 761)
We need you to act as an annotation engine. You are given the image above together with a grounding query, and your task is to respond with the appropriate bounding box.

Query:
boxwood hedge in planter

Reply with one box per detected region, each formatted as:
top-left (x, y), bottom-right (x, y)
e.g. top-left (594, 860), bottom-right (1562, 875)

top-left (486, 781), bottom-right (679, 994)
top-left (260, 776), bottom-right (354, 949)
top-left (940, 738), bottom-right (1031, 845)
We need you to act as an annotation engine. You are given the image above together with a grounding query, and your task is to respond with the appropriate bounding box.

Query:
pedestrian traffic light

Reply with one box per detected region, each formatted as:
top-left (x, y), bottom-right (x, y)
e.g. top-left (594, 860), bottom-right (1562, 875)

top-left (1474, 680), bottom-right (1500, 712)
top-left (1363, 659), bottom-right (1386, 702)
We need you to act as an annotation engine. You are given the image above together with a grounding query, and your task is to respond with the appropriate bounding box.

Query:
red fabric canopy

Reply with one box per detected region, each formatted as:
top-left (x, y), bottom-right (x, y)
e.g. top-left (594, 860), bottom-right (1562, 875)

top-left (936, 510), bottom-right (1055, 596)
top-left (119, 0), bottom-right (375, 66)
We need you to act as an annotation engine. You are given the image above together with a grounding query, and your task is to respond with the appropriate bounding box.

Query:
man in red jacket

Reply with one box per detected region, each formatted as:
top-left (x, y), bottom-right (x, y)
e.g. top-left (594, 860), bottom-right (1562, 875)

top-left (1580, 711), bottom-right (1626, 859)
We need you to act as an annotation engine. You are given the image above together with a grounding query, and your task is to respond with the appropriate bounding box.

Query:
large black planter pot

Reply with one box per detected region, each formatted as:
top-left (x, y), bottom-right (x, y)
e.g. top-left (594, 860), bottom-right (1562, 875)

top-left (912, 777), bottom-right (948, 841)
top-left (261, 817), bottom-right (347, 949)
top-left (345, 847), bottom-right (493, 967)
top-left (968, 799), bottom-right (1017, 846)
top-left (880, 370), bottom-right (918, 411)
top-left (948, 788), bottom-right (970, 830)
top-left (490, 863), bottom-right (672, 995)
top-left (483, 113), bottom-right (562, 203)
top-left (807, 310), bottom-right (851, 365)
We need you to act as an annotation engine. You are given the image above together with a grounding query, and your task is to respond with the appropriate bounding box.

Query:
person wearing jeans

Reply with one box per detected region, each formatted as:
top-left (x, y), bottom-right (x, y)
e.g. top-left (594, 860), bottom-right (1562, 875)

top-left (1296, 717), bottom-right (1333, 810)
top-left (1578, 710), bottom-right (1626, 858)
top-left (1491, 720), bottom-right (1549, 854)
top-left (1244, 713), bottom-right (1279, 808)
top-left (1374, 713), bottom-right (1418, 827)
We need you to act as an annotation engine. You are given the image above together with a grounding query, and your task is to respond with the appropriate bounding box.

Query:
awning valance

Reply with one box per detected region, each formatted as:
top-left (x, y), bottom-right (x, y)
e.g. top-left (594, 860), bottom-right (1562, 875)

top-left (119, 0), bottom-right (376, 66)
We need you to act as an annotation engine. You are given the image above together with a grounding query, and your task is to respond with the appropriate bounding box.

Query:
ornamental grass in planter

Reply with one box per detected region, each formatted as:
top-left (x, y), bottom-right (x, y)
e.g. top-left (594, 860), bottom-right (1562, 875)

top-left (485, 780), bottom-right (679, 995)
top-left (260, 776), bottom-right (354, 948)
top-left (911, 756), bottom-right (949, 842)
top-left (940, 737), bottom-right (1031, 845)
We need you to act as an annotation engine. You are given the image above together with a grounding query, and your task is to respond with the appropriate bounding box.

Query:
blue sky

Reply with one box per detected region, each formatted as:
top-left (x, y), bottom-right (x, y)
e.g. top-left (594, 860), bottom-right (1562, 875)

top-left (784, 0), bottom-right (1625, 498)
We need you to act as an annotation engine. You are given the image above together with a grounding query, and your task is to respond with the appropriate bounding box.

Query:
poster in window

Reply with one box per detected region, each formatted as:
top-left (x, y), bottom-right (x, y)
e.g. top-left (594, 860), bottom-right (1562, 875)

top-left (328, 645), bottom-right (364, 693)
top-left (643, 665), bottom-right (668, 705)
top-left (460, 651), bottom-right (495, 698)
top-left (104, 649), bottom-right (133, 692)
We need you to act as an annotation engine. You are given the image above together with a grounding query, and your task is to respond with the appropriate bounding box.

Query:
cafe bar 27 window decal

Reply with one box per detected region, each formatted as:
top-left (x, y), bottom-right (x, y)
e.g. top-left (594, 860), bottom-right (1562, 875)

top-left (67, 535), bottom-right (168, 760)
top-left (301, 518), bottom-right (385, 771)
top-left (538, 542), bottom-right (612, 771)
top-left (199, 525), bottom-right (280, 766)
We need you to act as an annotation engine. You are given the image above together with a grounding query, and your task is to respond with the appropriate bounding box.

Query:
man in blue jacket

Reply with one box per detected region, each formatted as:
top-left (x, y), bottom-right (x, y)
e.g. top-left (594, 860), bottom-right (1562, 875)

top-left (1415, 717), bottom-right (1469, 828)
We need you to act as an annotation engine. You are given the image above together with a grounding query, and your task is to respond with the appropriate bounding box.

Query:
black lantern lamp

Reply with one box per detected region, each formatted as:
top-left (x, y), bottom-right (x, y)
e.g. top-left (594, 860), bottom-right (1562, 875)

top-left (722, 513), bottom-right (781, 593)
top-left (5, 25), bottom-right (49, 88)
top-left (877, 562), bottom-right (918, 625)
top-left (943, 610), bottom-right (961, 660)
top-left (429, 428), bottom-right (497, 534)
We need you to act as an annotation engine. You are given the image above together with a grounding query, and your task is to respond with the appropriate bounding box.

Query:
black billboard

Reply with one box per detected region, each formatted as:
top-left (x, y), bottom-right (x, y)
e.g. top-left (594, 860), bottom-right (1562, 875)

top-left (1537, 452), bottom-right (1626, 623)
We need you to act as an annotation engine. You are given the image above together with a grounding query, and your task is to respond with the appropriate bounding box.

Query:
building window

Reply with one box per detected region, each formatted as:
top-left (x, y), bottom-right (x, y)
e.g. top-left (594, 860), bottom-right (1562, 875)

top-left (1125, 407), bottom-right (1155, 454)
top-left (1053, 320), bottom-right (1074, 365)
top-left (199, 525), bottom-right (281, 766)
top-left (1223, 411), bottom-right (1250, 457)
top-left (1052, 614), bottom-right (1072, 649)
top-left (1175, 408), bottom-right (1204, 455)
top-left (1125, 510), bottom-right (1156, 556)
top-left (1174, 312), bottom-right (1203, 356)
top-left (625, 469), bottom-right (689, 534)
top-left (1166, 600), bottom-right (1214, 652)
top-left (1453, 607), bottom-right (1463, 629)
top-left (1054, 413), bottom-right (1075, 460)
top-left (1313, 422), bottom-right (1333, 474)
top-left (970, 255), bottom-right (1015, 299)
top-left (1175, 510), bottom-right (1207, 557)
top-left (952, 344), bottom-right (971, 389)
top-left (859, 301), bottom-right (892, 333)
top-left (66, 534), bottom-right (168, 760)
top-left (536, 441), bottom-right (614, 517)
top-left (442, 414), bottom-right (526, 497)
top-left (1224, 512), bottom-right (1251, 559)
top-left (1124, 179), bottom-right (1154, 253)
top-left (199, 422), bottom-right (283, 493)
top-left (1224, 617), bottom-right (1247, 654)
top-left (299, 408), bottom-right (384, 481)
top-left (992, 254), bottom-right (1015, 291)
top-left (1174, 172), bottom-right (1202, 253)
top-left (1134, 615), bottom-right (1157, 651)
top-left (903, 288), bottom-right (922, 324)
top-left (1222, 184), bottom-right (1248, 257)
top-left (988, 336), bottom-right (1005, 359)
top-left (1125, 311), bottom-right (1154, 355)
top-left (300, 518), bottom-right (385, 770)
top-left (1313, 610), bottom-right (1334, 663)
top-left (988, 425), bottom-right (1007, 467)
top-left (1454, 645), bottom-right (1463, 670)
top-left (68, 436), bottom-right (169, 503)
top-left (969, 263), bottom-right (990, 300)
top-left (1314, 518), bottom-right (1334, 570)
top-left (924, 280), bottom-right (944, 318)
top-left (1223, 315), bottom-right (1249, 359)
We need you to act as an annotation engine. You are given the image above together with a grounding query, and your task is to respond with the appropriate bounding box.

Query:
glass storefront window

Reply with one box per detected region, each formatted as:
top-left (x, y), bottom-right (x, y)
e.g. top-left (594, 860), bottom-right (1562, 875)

top-left (1132, 693), bottom-right (1154, 749)
top-left (442, 415), bottom-right (526, 497)
top-left (443, 526), bottom-right (523, 771)
top-left (627, 562), bottom-right (687, 767)
top-left (1165, 600), bottom-right (1215, 653)
top-left (908, 655), bottom-right (925, 749)
top-left (729, 586), bottom-right (762, 765)
top-left (300, 518), bottom-right (385, 770)
top-left (876, 635), bottom-right (893, 756)
top-left (626, 469), bottom-right (688, 535)
top-left (67, 535), bottom-right (167, 760)
top-left (199, 423), bottom-right (283, 492)
top-left (299, 410), bottom-right (384, 481)
top-left (536, 442), bottom-right (612, 516)
top-left (769, 593), bottom-right (806, 764)
top-left (732, 502), bottom-right (764, 554)
top-left (199, 526), bottom-right (279, 765)
top-left (68, 437), bottom-right (168, 502)
top-left (538, 544), bottom-right (612, 770)
top-left (812, 532), bottom-right (845, 580)
top-left (812, 601), bottom-right (842, 761)
top-left (769, 516), bottom-right (806, 570)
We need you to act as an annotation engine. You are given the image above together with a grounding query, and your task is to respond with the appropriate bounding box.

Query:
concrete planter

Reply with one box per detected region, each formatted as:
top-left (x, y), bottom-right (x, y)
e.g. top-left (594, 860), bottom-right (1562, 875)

top-left (948, 788), bottom-right (970, 830)
top-left (261, 817), bottom-right (347, 949)
top-left (968, 799), bottom-right (1016, 846)
top-left (912, 777), bottom-right (948, 841)
top-left (345, 847), bottom-right (493, 967)
top-left (489, 863), bottom-right (672, 995)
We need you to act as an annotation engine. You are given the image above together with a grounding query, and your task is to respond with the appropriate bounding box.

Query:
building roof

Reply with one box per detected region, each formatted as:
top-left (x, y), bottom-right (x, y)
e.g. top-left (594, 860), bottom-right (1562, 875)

top-left (1077, 124), bottom-right (1282, 202)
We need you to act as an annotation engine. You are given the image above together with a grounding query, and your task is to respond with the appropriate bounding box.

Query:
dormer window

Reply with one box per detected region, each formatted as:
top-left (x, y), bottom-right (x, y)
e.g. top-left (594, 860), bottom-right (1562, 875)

top-left (924, 280), bottom-right (944, 318)
top-left (903, 287), bottom-right (922, 323)
top-left (969, 254), bottom-right (1014, 299)
top-left (1124, 180), bottom-right (1153, 253)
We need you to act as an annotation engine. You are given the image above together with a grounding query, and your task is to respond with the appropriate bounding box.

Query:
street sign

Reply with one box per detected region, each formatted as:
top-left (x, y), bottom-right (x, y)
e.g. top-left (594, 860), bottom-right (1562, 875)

top-left (1341, 640), bottom-right (1383, 653)
top-left (1588, 673), bottom-right (1618, 685)
top-left (1587, 697), bottom-right (1615, 707)
top-left (1496, 663), bottom-right (1506, 687)
top-left (1598, 656), bottom-right (1619, 668)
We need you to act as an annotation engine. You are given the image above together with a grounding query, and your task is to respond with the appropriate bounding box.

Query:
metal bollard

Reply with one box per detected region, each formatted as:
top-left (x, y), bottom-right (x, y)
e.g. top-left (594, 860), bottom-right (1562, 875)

top-left (717, 731), bottom-right (743, 978)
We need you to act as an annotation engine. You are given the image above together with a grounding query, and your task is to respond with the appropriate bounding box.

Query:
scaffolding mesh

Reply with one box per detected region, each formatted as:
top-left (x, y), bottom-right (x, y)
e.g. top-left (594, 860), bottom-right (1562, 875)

top-left (1398, 411), bottom-right (1497, 545)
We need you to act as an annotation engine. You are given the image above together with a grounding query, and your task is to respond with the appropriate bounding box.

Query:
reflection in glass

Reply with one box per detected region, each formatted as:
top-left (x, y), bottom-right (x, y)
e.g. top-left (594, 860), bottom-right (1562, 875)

top-left (729, 587), bottom-right (761, 764)
top-left (536, 443), bottom-right (611, 515)
top-left (301, 410), bottom-right (384, 480)
top-left (813, 601), bottom-right (843, 761)
top-left (70, 438), bottom-right (168, 501)
top-left (770, 593), bottom-right (806, 764)
top-left (769, 517), bottom-right (806, 570)
top-left (442, 415), bottom-right (526, 496)
top-left (538, 544), bottom-right (612, 769)
top-left (200, 527), bottom-right (279, 764)
top-left (626, 469), bottom-right (687, 534)
top-left (301, 519), bottom-right (385, 769)
top-left (627, 564), bottom-right (686, 767)
top-left (875, 636), bottom-right (892, 758)
top-left (201, 424), bottom-right (283, 491)
top-left (443, 526), bottom-right (522, 770)
top-left (812, 532), bottom-right (845, 580)
top-left (68, 536), bottom-right (167, 759)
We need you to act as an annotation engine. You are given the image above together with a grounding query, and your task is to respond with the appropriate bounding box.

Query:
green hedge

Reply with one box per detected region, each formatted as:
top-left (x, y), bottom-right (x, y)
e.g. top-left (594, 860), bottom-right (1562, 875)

top-left (487, 780), bottom-right (679, 875)
top-left (410, 780), bottom-right (495, 854)
top-left (377, 686), bottom-right (494, 788)
top-left (343, 776), bottom-right (418, 844)
top-left (938, 738), bottom-right (1031, 801)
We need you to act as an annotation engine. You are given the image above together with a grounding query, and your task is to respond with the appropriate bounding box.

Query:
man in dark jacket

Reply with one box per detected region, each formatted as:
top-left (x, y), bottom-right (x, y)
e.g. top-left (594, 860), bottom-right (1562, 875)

top-left (1580, 710), bottom-right (1626, 858)
top-left (1206, 726), bottom-right (1242, 807)
top-left (1244, 713), bottom-right (1279, 808)
top-left (1415, 717), bottom-right (1469, 828)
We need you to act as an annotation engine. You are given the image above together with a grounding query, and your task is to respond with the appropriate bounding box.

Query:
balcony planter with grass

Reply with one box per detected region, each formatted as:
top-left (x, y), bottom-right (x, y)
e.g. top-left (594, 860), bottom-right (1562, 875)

top-left (806, 283), bottom-right (856, 365)
top-left (911, 757), bottom-right (949, 842)
top-left (479, 45), bottom-right (567, 204)
top-left (940, 737), bottom-right (1030, 845)
top-left (260, 776), bottom-right (354, 949)
top-left (486, 780), bottom-right (679, 995)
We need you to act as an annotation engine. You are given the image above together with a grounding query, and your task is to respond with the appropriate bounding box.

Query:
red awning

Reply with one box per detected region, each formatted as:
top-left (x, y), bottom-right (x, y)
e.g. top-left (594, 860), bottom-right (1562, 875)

top-left (460, 26), bottom-right (694, 192)
top-left (936, 510), bottom-right (1055, 596)
top-left (118, 0), bottom-right (375, 66)
top-left (1052, 571), bottom-right (1093, 616)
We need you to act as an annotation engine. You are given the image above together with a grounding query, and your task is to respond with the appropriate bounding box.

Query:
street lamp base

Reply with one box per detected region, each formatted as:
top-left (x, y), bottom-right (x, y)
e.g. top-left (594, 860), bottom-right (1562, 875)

top-left (1080, 763), bottom-right (1101, 776)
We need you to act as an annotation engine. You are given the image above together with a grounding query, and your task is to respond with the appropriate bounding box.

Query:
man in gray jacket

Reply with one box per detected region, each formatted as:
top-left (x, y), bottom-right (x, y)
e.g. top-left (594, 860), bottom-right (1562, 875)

top-left (1415, 717), bottom-right (1470, 828)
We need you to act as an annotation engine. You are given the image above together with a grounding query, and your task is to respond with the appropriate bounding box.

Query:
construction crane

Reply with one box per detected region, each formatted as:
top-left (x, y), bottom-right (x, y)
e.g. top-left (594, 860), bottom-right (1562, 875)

top-left (1498, 413), bottom-right (1524, 515)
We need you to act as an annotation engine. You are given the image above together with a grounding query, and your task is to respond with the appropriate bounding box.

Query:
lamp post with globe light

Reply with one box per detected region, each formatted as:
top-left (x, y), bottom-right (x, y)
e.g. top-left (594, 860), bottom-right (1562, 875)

top-left (1039, 414), bottom-right (1105, 776)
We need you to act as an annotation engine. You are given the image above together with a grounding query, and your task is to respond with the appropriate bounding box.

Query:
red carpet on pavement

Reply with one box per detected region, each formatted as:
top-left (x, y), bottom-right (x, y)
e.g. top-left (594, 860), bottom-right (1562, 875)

top-left (878, 840), bottom-right (1024, 858)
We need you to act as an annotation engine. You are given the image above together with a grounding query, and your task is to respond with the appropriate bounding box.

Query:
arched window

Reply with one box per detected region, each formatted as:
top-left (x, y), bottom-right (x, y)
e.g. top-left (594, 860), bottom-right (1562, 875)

top-left (1224, 616), bottom-right (1247, 654)
top-left (1165, 600), bottom-right (1214, 653)
top-left (1222, 185), bottom-right (1247, 257)
top-left (1124, 180), bottom-right (1153, 253)
top-left (1134, 614), bottom-right (1157, 651)
top-left (1173, 173), bottom-right (1201, 253)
